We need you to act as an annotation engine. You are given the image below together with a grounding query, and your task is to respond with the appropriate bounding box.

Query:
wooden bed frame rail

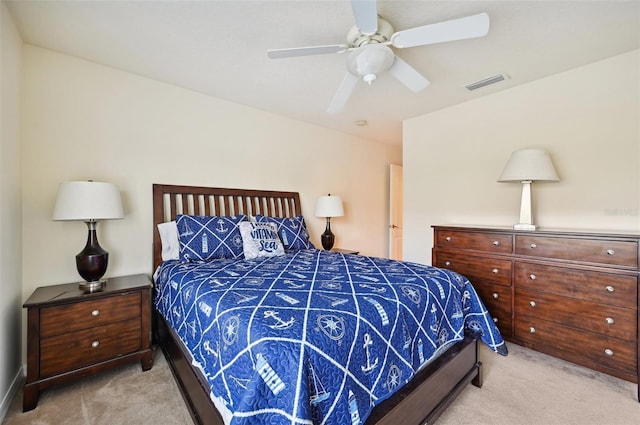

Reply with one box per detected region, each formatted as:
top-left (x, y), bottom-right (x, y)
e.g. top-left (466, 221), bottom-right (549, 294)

top-left (151, 183), bottom-right (482, 425)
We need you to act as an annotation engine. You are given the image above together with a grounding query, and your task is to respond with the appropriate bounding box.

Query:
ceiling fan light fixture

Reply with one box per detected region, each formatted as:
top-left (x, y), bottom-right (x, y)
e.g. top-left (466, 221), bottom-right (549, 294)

top-left (346, 44), bottom-right (394, 84)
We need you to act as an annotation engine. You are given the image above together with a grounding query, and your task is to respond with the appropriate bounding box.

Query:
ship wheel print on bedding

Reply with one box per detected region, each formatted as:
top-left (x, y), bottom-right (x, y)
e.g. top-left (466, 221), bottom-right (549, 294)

top-left (222, 315), bottom-right (240, 346)
top-left (317, 314), bottom-right (346, 342)
top-left (384, 364), bottom-right (403, 393)
top-left (401, 285), bottom-right (421, 305)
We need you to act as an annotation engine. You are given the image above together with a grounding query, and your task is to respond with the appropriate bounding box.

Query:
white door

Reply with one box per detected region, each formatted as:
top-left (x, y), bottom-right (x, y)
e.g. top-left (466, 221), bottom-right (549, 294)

top-left (389, 164), bottom-right (403, 260)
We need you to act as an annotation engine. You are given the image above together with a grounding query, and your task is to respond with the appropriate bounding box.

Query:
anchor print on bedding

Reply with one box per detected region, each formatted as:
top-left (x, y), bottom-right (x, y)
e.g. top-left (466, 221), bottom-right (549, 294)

top-left (155, 249), bottom-right (507, 425)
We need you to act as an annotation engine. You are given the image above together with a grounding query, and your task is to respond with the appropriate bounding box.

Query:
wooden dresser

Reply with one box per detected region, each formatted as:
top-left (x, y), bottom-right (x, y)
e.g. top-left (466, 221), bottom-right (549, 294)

top-left (432, 225), bottom-right (639, 400)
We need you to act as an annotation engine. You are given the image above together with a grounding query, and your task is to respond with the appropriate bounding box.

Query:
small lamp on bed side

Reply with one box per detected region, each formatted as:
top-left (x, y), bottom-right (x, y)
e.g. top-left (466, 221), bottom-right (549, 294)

top-left (498, 149), bottom-right (559, 231)
top-left (52, 181), bottom-right (124, 290)
top-left (315, 194), bottom-right (344, 250)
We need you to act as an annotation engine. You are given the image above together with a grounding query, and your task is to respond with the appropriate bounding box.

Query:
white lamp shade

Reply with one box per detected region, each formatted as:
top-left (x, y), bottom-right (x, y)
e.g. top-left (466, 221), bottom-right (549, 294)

top-left (52, 181), bottom-right (124, 221)
top-left (498, 149), bottom-right (560, 182)
top-left (314, 195), bottom-right (344, 218)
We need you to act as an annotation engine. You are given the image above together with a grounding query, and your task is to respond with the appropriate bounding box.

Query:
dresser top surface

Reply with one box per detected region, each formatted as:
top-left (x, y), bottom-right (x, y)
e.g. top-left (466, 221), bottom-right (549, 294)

top-left (432, 225), bottom-right (640, 239)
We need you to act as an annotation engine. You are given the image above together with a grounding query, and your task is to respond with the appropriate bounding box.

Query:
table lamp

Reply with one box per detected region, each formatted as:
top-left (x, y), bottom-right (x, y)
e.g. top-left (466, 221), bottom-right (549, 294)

top-left (498, 149), bottom-right (559, 230)
top-left (314, 194), bottom-right (344, 250)
top-left (52, 181), bottom-right (124, 290)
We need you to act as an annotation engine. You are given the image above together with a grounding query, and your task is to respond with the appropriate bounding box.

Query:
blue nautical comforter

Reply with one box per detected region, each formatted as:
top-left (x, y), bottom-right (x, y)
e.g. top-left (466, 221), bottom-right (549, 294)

top-left (154, 249), bottom-right (507, 425)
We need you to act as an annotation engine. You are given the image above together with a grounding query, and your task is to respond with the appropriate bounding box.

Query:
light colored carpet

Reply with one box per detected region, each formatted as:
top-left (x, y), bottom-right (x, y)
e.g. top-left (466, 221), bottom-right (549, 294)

top-left (3, 348), bottom-right (192, 425)
top-left (3, 343), bottom-right (638, 425)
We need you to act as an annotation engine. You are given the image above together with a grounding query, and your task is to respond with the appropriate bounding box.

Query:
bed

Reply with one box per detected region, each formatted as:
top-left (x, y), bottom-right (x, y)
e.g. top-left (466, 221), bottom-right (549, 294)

top-left (151, 183), bottom-right (506, 425)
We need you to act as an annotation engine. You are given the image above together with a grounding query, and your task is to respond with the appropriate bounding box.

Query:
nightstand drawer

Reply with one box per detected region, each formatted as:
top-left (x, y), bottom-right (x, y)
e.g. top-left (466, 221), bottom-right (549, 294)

top-left (41, 293), bottom-right (141, 337)
top-left (516, 289), bottom-right (636, 341)
top-left (436, 230), bottom-right (512, 254)
top-left (40, 318), bottom-right (141, 378)
top-left (514, 262), bottom-right (637, 309)
top-left (515, 235), bottom-right (638, 267)
top-left (436, 253), bottom-right (512, 286)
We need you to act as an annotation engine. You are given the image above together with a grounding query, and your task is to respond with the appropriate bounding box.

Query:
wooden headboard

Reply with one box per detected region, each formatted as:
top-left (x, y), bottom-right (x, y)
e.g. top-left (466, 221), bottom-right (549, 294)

top-left (152, 184), bottom-right (302, 271)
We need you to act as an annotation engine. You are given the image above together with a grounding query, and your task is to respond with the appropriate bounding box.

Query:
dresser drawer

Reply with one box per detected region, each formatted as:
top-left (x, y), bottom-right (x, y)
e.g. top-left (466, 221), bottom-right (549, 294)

top-left (40, 318), bottom-right (141, 378)
top-left (436, 253), bottom-right (511, 286)
top-left (436, 231), bottom-right (512, 254)
top-left (471, 283), bottom-right (512, 337)
top-left (472, 282), bottom-right (512, 314)
top-left (515, 289), bottom-right (636, 341)
top-left (515, 235), bottom-right (638, 268)
top-left (515, 317), bottom-right (636, 375)
top-left (41, 293), bottom-right (141, 337)
top-left (514, 262), bottom-right (637, 309)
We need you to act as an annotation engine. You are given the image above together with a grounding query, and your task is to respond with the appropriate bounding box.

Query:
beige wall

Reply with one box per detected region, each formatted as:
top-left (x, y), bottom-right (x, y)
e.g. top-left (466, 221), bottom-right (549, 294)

top-left (0, 3), bottom-right (23, 419)
top-left (21, 45), bottom-right (401, 303)
top-left (403, 49), bottom-right (640, 265)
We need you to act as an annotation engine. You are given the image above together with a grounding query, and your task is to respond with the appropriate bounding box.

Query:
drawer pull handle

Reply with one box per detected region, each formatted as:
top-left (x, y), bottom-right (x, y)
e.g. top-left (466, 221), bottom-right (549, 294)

top-left (91, 310), bottom-right (100, 317)
top-left (492, 268), bottom-right (499, 274)
top-left (530, 243), bottom-right (537, 249)
top-left (605, 317), bottom-right (615, 325)
top-left (445, 236), bottom-right (451, 242)
top-left (492, 241), bottom-right (500, 246)
top-left (605, 285), bottom-right (615, 293)
top-left (91, 341), bottom-right (100, 348)
top-left (529, 301), bottom-right (536, 307)
top-left (529, 274), bottom-right (537, 280)
top-left (604, 349), bottom-right (614, 356)
top-left (606, 249), bottom-right (615, 256)
top-left (445, 261), bottom-right (451, 267)
top-left (529, 327), bottom-right (536, 333)
top-left (493, 317), bottom-right (498, 323)
top-left (492, 293), bottom-right (499, 299)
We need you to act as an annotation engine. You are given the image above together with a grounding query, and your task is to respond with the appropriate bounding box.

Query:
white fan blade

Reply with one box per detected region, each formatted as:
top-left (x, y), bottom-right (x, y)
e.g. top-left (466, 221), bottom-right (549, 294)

top-left (267, 44), bottom-right (348, 59)
top-left (327, 73), bottom-right (360, 114)
top-left (391, 13), bottom-right (490, 48)
top-left (351, 0), bottom-right (378, 35)
top-left (388, 56), bottom-right (430, 93)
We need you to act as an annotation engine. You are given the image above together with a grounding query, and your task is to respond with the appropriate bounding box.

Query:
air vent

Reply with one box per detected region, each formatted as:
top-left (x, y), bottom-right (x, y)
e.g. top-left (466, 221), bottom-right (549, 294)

top-left (465, 73), bottom-right (509, 91)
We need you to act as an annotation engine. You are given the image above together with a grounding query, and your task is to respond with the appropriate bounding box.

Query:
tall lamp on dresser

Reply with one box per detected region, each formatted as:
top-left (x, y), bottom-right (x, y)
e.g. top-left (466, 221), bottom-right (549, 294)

top-left (498, 148), bottom-right (559, 230)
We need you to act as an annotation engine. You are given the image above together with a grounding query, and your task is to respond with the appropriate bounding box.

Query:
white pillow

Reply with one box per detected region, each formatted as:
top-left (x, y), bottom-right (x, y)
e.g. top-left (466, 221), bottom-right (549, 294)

top-left (157, 221), bottom-right (179, 261)
top-left (239, 221), bottom-right (285, 260)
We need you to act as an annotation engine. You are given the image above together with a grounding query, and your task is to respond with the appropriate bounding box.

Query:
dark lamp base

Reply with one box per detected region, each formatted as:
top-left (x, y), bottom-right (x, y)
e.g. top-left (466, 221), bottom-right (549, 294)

top-left (76, 221), bottom-right (109, 287)
top-left (321, 218), bottom-right (335, 250)
top-left (79, 279), bottom-right (107, 292)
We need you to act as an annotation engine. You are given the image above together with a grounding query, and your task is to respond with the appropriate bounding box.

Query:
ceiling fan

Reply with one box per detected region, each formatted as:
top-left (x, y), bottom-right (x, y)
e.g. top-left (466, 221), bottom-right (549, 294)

top-left (267, 0), bottom-right (490, 113)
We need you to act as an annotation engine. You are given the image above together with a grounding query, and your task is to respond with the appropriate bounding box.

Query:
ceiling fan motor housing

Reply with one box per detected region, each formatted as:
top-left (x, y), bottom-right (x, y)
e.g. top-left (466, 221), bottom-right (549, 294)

top-left (347, 16), bottom-right (394, 47)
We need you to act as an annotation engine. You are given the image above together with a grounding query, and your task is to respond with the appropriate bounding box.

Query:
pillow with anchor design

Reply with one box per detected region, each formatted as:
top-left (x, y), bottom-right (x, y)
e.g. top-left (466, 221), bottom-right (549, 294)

top-left (255, 215), bottom-right (315, 251)
top-left (176, 214), bottom-right (246, 262)
top-left (239, 221), bottom-right (285, 260)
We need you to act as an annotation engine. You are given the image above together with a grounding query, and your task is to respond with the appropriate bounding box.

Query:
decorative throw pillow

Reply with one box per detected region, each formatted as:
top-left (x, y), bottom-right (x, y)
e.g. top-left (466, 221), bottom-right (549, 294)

top-left (157, 220), bottom-right (179, 261)
top-left (255, 215), bottom-right (315, 251)
top-left (176, 214), bottom-right (246, 262)
top-left (239, 221), bottom-right (285, 260)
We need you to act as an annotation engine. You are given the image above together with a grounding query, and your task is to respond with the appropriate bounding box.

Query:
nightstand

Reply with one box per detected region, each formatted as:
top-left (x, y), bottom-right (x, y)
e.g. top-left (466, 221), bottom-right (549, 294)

top-left (22, 274), bottom-right (153, 412)
top-left (332, 248), bottom-right (360, 255)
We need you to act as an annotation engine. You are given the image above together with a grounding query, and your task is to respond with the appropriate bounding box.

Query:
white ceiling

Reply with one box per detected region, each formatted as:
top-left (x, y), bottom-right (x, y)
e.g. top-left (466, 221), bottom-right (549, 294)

top-left (5, 0), bottom-right (640, 146)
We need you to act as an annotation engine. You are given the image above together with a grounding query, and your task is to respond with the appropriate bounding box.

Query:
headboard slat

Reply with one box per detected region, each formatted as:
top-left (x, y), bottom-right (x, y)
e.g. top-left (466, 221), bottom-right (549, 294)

top-left (152, 184), bottom-right (302, 272)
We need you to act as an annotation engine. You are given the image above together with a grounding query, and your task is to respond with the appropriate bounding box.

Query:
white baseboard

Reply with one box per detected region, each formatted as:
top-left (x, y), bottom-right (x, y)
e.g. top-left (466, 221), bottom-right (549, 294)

top-left (0, 364), bottom-right (24, 423)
